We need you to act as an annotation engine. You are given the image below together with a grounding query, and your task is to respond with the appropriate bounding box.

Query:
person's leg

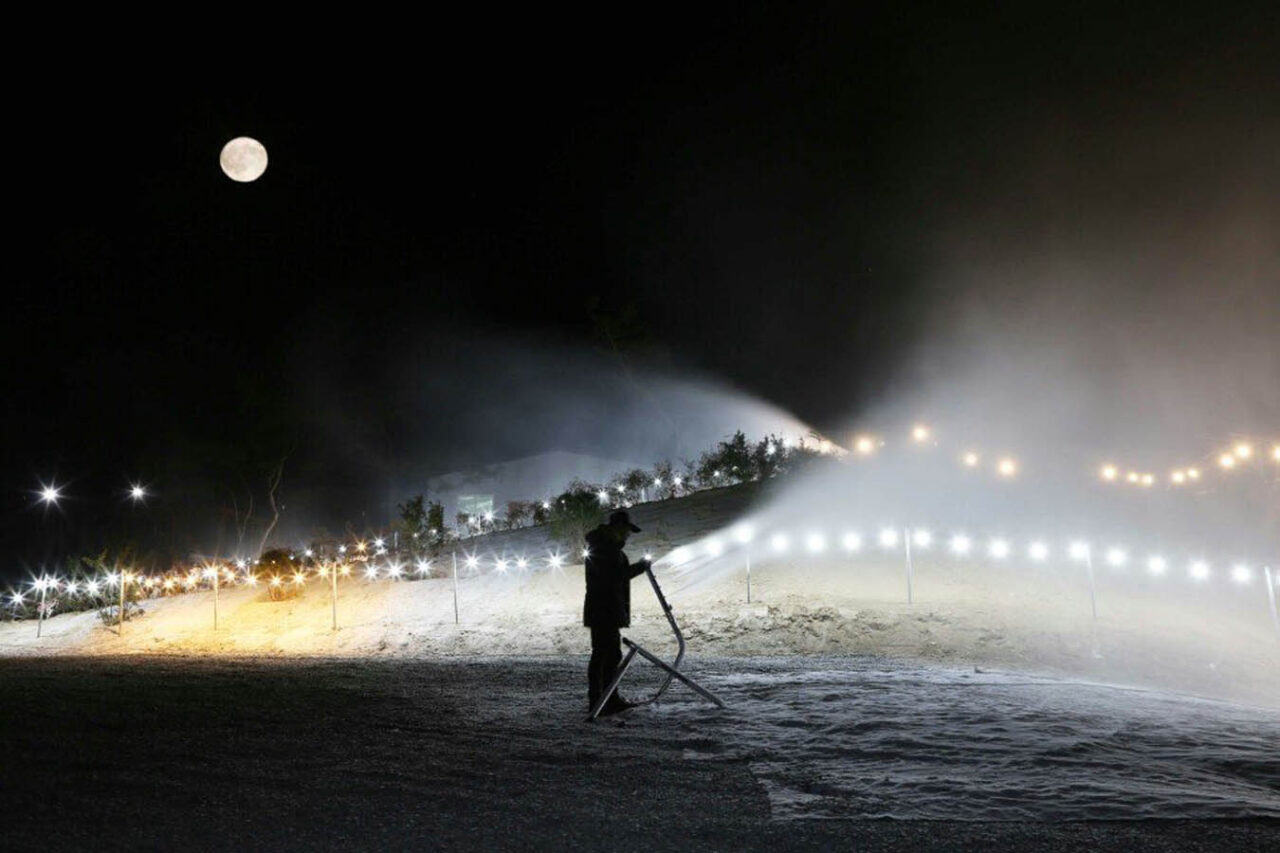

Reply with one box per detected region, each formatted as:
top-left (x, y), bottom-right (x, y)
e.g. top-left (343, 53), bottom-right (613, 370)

top-left (588, 626), bottom-right (609, 710)
top-left (588, 626), bottom-right (623, 711)
top-left (603, 628), bottom-right (622, 699)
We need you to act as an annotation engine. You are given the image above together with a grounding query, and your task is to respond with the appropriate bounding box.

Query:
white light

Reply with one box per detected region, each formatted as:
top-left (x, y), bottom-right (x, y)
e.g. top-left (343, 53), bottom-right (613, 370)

top-left (202, 567), bottom-right (217, 579)
top-left (854, 435), bottom-right (876, 455)
top-left (1100, 464), bottom-right (1118, 481)
top-left (878, 528), bottom-right (899, 548)
top-left (733, 523), bottom-right (755, 544)
top-left (338, 546), bottom-right (347, 554)
top-left (304, 549), bottom-right (313, 557)
top-left (1127, 471), bottom-right (1140, 483)
top-left (770, 533), bottom-right (789, 553)
top-left (87, 581), bottom-right (99, 595)
top-left (1028, 541), bottom-right (1049, 561)
top-left (494, 559), bottom-right (508, 574)
top-left (1105, 547), bottom-right (1127, 567)
top-left (1170, 471), bottom-right (1186, 484)
top-left (705, 538), bottom-right (724, 557)
top-left (1232, 564), bottom-right (1252, 584)
top-left (387, 564), bottom-right (403, 579)
top-left (236, 559), bottom-right (247, 570)
top-left (1218, 453), bottom-right (1236, 469)
top-left (996, 457), bottom-right (1017, 478)
top-left (364, 565), bottom-right (379, 579)
top-left (39, 484), bottom-right (61, 505)
top-left (1069, 541), bottom-right (1090, 560)
top-left (1234, 442), bottom-right (1252, 459)
top-left (616, 485), bottom-right (625, 493)
top-left (129, 484), bottom-right (146, 501)
top-left (465, 555), bottom-right (479, 569)
top-left (516, 557), bottom-right (528, 570)
top-left (643, 553), bottom-right (652, 561)
top-left (669, 547), bottom-right (691, 564)
top-left (949, 534), bottom-right (971, 555)
top-left (962, 452), bottom-right (979, 467)
top-left (1189, 561), bottom-right (1210, 581)
top-left (1146, 556), bottom-right (1167, 575)
top-left (911, 529), bottom-right (932, 548)
top-left (911, 424), bottom-right (930, 443)
top-left (988, 539), bottom-right (1010, 559)
top-left (597, 490), bottom-right (609, 504)
top-left (673, 476), bottom-right (683, 486)
top-left (65, 581), bottom-right (79, 594)
top-left (417, 560), bottom-right (432, 574)
top-left (374, 538), bottom-right (385, 549)
top-left (653, 478), bottom-right (662, 486)
top-left (842, 532), bottom-right (862, 552)
top-left (548, 554), bottom-right (564, 569)
top-left (805, 532), bottom-right (826, 553)
top-left (10, 592), bottom-right (24, 605)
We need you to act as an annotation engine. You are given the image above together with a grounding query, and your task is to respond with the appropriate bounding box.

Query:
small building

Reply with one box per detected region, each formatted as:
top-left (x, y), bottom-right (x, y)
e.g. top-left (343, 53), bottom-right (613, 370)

top-left (424, 450), bottom-right (646, 521)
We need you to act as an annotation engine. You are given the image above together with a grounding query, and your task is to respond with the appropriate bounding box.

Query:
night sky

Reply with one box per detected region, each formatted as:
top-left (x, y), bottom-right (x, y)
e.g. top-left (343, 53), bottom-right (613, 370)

top-left (4, 5), bottom-right (1276, 573)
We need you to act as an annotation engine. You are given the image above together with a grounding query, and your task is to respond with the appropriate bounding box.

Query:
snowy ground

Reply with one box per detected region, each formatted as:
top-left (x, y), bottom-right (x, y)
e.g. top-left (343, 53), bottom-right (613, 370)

top-left (3, 487), bottom-right (1278, 846)
top-left (0, 656), bottom-right (1276, 852)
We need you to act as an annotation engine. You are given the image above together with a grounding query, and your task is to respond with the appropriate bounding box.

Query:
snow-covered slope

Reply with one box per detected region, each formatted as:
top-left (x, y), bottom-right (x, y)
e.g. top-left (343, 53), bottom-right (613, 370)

top-left (3, 482), bottom-right (1277, 708)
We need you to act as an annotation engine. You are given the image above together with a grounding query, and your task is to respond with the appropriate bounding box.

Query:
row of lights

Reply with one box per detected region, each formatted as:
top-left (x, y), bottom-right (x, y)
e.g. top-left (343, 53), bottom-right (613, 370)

top-left (852, 425), bottom-right (1021, 478)
top-left (4, 550), bottom-right (590, 608)
top-left (670, 523), bottom-right (1267, 587)
top-left (37, 483), bottom-right (148, 506)
top-left (1100, 441), bottom-right (1280, 487)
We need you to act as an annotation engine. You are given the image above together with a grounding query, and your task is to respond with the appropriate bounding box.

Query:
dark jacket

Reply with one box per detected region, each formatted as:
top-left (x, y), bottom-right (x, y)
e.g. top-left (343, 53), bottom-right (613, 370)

top-left (582, 525), bottom-right (648, 628)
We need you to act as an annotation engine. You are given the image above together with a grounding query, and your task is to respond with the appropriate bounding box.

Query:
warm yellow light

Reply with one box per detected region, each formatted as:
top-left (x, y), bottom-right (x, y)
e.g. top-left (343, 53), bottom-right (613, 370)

top-left (1126, 471), bottom-right (1140, 483)
top-left (1272, 445), bottom-right (1280, 462)
top-left (911, 424), bottom-right (930, 443)
top-left (1186, 467), bottom-right (1200, 480)
top-left (270, 576), bottom-right (282, 586)
top-left (1140, 473), bottom-right (1154, 486)
top-left (1100, 464), bottom-right (1118, 481)
top-left (962, 452), bottom-right (979, 467)
top-left (997, 457), bottom-right (1017, 477)
top-left (340, 565), bottom-right (352, 576)
top-left (1170, 470), bottom-right (1186, 484)
top-left (1219, 453), bottom-right (1236, 469)
top-left (1234, 442), bottom-right (1252, 459)
top-left (854, 435), bottom-right (876, 455)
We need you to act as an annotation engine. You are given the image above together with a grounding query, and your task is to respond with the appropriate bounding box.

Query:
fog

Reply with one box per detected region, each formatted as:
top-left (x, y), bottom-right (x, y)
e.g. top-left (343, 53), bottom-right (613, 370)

top-left (666, 82), bottom-right (1279, 605)
top-left (276, 332), bottom-right (815, 541)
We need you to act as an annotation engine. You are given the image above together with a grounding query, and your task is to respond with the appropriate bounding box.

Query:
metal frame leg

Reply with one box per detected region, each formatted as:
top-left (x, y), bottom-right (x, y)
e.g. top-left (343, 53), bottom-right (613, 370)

top-left (588, 645), bottom-right (640, 720)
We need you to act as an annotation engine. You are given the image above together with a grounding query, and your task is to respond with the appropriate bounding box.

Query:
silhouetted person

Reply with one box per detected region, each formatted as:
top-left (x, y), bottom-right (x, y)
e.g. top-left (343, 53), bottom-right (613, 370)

top-left (583, 509), bottom-right (650, 718)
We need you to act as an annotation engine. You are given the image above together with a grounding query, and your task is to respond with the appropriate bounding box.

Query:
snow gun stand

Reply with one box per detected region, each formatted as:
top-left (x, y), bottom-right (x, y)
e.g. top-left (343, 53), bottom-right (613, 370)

top-left (589, 566), bottom-right (726, 720)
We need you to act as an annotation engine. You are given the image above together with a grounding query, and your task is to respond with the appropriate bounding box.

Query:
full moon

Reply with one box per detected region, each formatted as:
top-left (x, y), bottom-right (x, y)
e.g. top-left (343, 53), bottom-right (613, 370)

top-left (219, 136), bottom-right (268, 182)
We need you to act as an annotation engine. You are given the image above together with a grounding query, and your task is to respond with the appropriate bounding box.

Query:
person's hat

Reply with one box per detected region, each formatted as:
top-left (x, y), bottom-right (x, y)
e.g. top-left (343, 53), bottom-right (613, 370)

top-left (608, 510), bottom-right (641, 532)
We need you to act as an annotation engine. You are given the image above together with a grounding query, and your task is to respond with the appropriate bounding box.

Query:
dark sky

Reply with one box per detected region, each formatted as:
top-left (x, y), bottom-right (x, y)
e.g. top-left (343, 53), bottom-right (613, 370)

top-left (4, 4), bottom-right (1276, 572)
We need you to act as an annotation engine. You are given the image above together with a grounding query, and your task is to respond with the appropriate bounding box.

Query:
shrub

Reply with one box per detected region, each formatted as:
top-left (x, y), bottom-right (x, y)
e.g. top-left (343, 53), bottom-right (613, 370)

top-left (548, 481), bottom-right (606, 554)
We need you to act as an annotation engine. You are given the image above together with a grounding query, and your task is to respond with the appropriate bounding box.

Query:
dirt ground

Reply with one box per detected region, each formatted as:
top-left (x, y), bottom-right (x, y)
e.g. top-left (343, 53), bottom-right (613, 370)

top-left (0, 655), bottom-right (1276, 852)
